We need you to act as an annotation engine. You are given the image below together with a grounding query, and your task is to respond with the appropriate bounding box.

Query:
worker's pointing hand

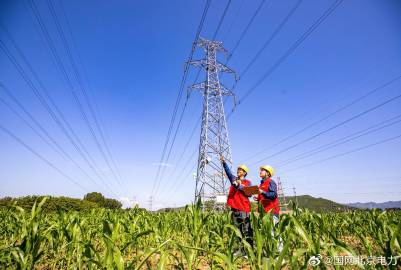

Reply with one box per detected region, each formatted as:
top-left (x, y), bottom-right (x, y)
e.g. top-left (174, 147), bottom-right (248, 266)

top-left (219, 155), bottom-right (225, 162)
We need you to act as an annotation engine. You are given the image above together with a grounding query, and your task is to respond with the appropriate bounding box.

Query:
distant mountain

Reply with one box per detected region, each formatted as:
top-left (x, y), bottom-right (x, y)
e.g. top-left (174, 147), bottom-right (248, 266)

top-left (346, 201), bottom-right (401, 210)
top-left (157, 195), bottom-right (355, 212)
top-left (284, 195), bottom-right (355, 212)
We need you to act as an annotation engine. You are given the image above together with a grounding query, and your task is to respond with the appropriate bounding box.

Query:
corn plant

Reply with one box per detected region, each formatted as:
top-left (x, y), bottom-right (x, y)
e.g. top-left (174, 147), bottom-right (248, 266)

top-left (0, 197), bottom-right (400, 269)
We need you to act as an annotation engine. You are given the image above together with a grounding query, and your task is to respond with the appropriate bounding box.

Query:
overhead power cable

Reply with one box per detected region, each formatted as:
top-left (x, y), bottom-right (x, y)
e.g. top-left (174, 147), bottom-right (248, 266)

top-left (276, 113), bottom-right (401, 167)
top-left (212, 0), bottom-right (232, 40)
top-left (239, 0), bottom-right (303, 78)
top-left (285, 133), bottom-right (401, 173)
top-left (28, 0), bottom-right (123, 189)
top-left (0, 84), bottom-right (115, 195)
top-left (46, 0), bottom-right (124, 186)
top-left (228, 0), bottom-right (267, 60)
top-left (244, 74), bottom-right (401, 162)
top-left (0, 124), bottom-right (89, 192)
top-left (155, 0), bottom-right (237, 196)
top-left (0, 36), bottom-right (118, 196)
top-left (230, 0), bottom-right (344, 113)
top-left (151, 0), bottom-right (211, 196)
top-left (252, 91), bottom-right (401, 165)
top-left (157, 119), bottom-right (201, 198)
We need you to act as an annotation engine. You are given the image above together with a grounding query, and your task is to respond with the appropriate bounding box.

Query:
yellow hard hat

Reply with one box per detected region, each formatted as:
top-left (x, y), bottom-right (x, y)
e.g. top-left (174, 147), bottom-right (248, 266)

top-left (260, 165), bottom-right (274, 176)
top-left (237, 164), bottom-right (249, 174)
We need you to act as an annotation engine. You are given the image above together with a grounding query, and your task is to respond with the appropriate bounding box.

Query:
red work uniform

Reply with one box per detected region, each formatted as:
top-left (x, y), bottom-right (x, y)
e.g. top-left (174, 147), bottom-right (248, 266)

top-left (257, 177), bottom-right (280, 217)
top-left (223, 161), bottom-right (251, 212)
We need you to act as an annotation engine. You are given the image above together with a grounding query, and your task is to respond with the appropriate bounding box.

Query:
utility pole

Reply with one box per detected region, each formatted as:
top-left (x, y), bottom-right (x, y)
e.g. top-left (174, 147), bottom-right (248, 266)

top-left (293, 187), bottom-right (298, 206)
top-left (277, 177), bottom-right (288, 211)
top-left (148, 196), bottom-right (153, 212)
top-left (132, 195), bottom-right (138, 208)
top-left (189, 38), bottom-right (236, 204)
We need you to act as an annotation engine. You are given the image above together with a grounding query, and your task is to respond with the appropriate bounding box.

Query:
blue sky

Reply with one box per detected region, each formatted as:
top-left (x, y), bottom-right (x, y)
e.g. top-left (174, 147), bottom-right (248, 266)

top-left (0, 0), bottom-right (400, 209)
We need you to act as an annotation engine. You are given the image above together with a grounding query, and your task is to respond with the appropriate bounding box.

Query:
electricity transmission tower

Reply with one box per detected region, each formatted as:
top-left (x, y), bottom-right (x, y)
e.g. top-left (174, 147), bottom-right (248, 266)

top-left (277, 177), bottom-right (288, 212)
top-left (189, 38), bottom-right (236, 204)
top-left (148, 196), bottom-right (153, 211)
top-left (293, 186), bottom-right (298, 206)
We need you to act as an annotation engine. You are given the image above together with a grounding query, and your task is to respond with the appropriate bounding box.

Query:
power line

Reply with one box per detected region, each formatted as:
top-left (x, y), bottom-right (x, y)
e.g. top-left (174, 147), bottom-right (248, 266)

top-left (190, 0), bottom-right (265, 94)
top-left (231, 0), bottom-right (344, 112)
top-left (10, 6), bottom-right (114, 187)
top-left (191, 0), bottom-right (238, 95)
top-left (165, 161), bottom-right (197, 200)
top-left (276, 113), bottom-right (401, 167)
top-left (252, 91), bottom-right (401, 164)
top-left (161, 0), bottom-right (289, 198)
top-left (59, 0), bottom-right (116, 172)
top-left (0, 124), bottom-right (88, 192)
top-left (286, 179), bottom-right (401, 187)
top-left (160, 142), bottom-right (199, 199)
top-left (46, 0), bottom-right (124, 187)
top-left (0, 92), bottom-right (66, 159)
top-left (221, 0), bottom-right (245, 43)
top-left (59, 0), bottom-right (124, 186)
top-left (228, 0), bottom-right (267, 60)
top-left (153, 0), bottom-right (236, 197)
top-left (28, 0), bottom-right (74, 88)
top-left (155, 116), bottom-right (201, 197)
top-left (245, 74), bottom-right (401, 162)
top-left (284, 133), bottom-right (401, 173)
top-left (0, 36), bottom-right (119, 196)
top-left (28, 0), bottom-right (123, 190)
top-left (219, 0), bottom-right (301, 112)
top-left (155, 0), bottom-right (239, 196)
top-left (212, 0), bottom-right (232, 40)
top-left (0, 84), bottom-right (115, 195)
top-left (239, 0), bottom-right (303, 78)
top-left (0, 24), bottom-right (99, 173)
top-left (151, 0), bottom-right (211, 196)
top-left (282, 175), bottom-right (401, 181)
top-left (153, 98), bottom-right (190, 196)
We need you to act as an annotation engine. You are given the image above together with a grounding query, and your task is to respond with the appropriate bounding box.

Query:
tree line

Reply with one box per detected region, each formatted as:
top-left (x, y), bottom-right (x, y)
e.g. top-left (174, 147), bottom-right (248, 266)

top-left (0, 192), bottom-right (122, 212)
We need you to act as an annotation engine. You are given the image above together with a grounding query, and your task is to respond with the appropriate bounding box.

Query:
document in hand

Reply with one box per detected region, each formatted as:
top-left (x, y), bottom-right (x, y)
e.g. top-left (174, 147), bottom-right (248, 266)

top-left (243, 185), bottom-right (259, 196)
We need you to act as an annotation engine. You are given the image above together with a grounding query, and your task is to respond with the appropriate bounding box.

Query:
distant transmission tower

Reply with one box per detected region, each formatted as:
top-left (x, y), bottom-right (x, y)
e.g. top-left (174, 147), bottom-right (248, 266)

top-left (277, 177), bottom-right (288, 212)
top-left (148, 196), bottom-right (153, 211)
top-left (189, 38), bottom-right (237, 203)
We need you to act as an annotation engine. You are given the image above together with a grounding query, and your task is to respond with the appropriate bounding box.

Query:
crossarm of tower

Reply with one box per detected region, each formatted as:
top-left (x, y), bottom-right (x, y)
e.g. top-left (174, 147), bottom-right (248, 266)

top-left (216, 61), bottom-right (236, 75)
top-left (220, 84), bottom-right (235, 96)
top-left (188, 60), bottom-right (237, 77)
top-left (187, 60), bottom-right (207, 69)
top-left (188, 82), bottom-right (206, 90)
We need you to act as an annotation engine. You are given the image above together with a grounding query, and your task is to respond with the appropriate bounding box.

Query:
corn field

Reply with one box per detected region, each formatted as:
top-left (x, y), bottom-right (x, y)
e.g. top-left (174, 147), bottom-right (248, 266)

top-left (0, 198), bottom-right (400, 269)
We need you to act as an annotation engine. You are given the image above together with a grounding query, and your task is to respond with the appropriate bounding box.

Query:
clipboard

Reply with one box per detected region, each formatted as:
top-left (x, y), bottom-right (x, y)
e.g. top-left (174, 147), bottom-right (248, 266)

top-left (243, 185), bottom-right (259, 196)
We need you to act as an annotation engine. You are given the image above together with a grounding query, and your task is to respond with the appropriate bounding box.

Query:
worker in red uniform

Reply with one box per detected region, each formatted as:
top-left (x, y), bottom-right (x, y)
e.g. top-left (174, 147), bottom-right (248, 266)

top-left (254, 165), bottom-right (283, 252)
top-left (219, 155), bottom-right (253, 254)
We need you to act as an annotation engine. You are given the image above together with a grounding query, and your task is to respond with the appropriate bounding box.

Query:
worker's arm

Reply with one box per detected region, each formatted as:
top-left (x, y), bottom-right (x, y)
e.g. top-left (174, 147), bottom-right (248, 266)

top-left (261, 180), bottom-right (278, 200)
top-left (222, 160), bottom-right (236, 185)
top-left (239, 180), bottom-right (251, 194)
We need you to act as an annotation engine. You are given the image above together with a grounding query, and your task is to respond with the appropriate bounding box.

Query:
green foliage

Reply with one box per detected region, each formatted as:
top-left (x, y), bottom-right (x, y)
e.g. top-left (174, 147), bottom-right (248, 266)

top-left (0, 192), bottom-right (122, 213)
top-left (286, 195), bottom-right (355, 212)
top-left (0, 195), bottom-right (99, 212)
top-left (83, 192), bottom-right (105, 205)
top-left (0, 198), bottom-right (400, 269)
top-left (84, 192), bottom-right (122, 209)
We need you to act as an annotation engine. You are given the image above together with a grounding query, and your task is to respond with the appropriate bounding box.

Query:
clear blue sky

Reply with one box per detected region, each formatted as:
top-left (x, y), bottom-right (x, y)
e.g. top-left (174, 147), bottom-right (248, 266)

top-left (1, 0), bottom-right (400, 209)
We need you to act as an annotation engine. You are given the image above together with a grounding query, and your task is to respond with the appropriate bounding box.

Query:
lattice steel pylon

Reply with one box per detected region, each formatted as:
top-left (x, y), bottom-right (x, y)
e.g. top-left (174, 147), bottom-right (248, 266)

top-left (189, 38), bottom-right (237, 204)
top-left (277, 177), bottom-right (288, 212)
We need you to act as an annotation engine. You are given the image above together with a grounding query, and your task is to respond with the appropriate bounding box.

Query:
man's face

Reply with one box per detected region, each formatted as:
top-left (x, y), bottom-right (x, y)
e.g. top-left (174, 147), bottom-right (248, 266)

top-left (260, 169), bottom-right (269, 179)
top-left (237, 168), bottom-right (246, 178)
